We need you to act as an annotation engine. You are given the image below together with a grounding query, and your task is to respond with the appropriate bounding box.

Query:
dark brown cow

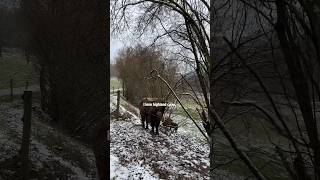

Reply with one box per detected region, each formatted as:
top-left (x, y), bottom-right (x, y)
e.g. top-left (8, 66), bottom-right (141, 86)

top-left (139, 98), bottom-right (166, 135)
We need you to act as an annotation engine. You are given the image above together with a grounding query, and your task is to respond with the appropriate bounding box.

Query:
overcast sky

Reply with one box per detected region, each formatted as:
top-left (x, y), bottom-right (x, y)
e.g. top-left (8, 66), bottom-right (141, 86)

top-left (109, 2), bottom-right (207, 72)
top-left (110, 36), bottom-right (124, 64)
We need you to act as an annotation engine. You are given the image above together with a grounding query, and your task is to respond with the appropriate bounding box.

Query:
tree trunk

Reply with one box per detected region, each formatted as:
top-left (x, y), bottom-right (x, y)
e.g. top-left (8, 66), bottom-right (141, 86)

top-left (209, 1), bottom-right (215, 179)
top-left (275, 1), bottom-right (320, 178)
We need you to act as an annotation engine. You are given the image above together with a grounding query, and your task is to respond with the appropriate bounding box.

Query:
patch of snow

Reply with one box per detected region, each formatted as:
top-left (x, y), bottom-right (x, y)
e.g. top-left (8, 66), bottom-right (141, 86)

top-left (110, 155), bottom-right (157, 180)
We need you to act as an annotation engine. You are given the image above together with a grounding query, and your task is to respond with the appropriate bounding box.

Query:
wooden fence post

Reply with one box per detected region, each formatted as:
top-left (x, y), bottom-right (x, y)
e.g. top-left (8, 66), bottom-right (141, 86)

top-left (25, 47), bottom-right (30, 63)
top-left (19, 91), bottom-right (32, 180)
top-left (116, 90), bottom-right (120, 120)
top-left (10, 78), bottom-right (13, 101)
top-left (122, 81), bottom-right (125, 96)
top-left (25, 81), bottom-right (29, 90)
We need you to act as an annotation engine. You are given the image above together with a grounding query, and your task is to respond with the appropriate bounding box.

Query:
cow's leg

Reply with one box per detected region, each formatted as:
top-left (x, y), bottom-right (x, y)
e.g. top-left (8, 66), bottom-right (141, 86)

top-left (150, 117), bottom-right (155, 134)
top-left (151, 122), bottom-right (154, 134)
top-left (156, 120), bottom-right (160, 135)
top-left (145, 116), bottom-right (149, 129)
top-left (141, 113), bottom-right (145, 128)
top-left (147, 114), bottom-right (152, 130)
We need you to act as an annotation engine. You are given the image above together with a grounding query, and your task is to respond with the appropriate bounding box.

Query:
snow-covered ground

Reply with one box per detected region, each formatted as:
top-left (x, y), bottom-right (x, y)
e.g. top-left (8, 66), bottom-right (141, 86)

top-left (0, 98), bottom-right (97, 179)
top-left (110, 95), bottom-right (210, 179)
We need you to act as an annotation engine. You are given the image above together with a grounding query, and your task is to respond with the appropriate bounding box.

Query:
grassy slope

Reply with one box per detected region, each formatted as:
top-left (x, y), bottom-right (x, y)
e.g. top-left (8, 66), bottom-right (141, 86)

top-left (0, 94), bottom-right (97, 179)
top-left (110, 77), bottom-right (122, 90)
top-left (172, 96), bottom-right (289, 180)
top-left (0, 49), bottom-right (38, 89)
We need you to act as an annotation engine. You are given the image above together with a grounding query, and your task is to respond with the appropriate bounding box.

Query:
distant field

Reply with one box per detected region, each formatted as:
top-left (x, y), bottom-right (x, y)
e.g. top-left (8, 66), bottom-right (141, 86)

top-left (0, 48), bottom-right (38, 89)
top-left (110, 77), bottom-right (122, 90)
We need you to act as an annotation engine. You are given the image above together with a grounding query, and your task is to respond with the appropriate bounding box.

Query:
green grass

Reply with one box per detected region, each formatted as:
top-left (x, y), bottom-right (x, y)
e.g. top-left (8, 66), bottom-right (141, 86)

top-left (218, 113), bottom-right (290, 179)
top-left (174, 96), bottom-right (290, 179)
top-left (110, 77), bottom-right (122, 90)
top-left (214, 116), bottom-right (289, 179)
top-left (175, 106), bottom-right (201, 121)
top-left (173, 96), bottom-right (204, 121)
top-left (0, 51), bottom-right (38, 89)
top-left (214, 143), bottom-right (289, 180)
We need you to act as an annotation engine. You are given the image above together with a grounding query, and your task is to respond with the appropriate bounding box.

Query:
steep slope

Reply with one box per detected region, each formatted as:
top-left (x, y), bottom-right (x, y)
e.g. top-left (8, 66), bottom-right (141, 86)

top-left (0, 96), bottom-right (97, 179)
top-left (110, 94), bottom-right (210, 179)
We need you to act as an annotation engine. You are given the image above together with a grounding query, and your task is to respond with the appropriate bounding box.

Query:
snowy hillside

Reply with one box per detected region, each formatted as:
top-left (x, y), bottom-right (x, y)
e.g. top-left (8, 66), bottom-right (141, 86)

top-left (0, 96), bottom-right (97, 179)
top-left (110, 94), bottom-right (210, 179)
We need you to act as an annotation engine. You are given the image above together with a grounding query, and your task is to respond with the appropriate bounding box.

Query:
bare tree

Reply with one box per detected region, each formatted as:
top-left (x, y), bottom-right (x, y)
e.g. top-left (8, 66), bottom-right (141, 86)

top-left (115, 44), bottom-right (177, 105)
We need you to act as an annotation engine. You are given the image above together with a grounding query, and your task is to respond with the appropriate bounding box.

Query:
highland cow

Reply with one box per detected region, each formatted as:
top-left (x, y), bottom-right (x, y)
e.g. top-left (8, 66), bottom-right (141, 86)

top-left (139, 98), bottom-right (166, 135)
